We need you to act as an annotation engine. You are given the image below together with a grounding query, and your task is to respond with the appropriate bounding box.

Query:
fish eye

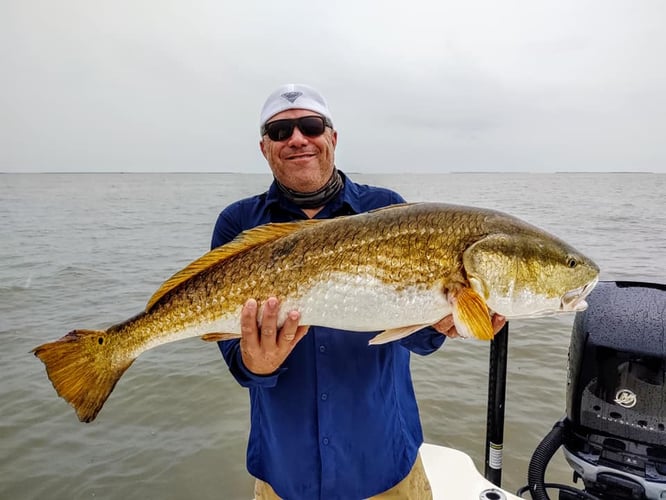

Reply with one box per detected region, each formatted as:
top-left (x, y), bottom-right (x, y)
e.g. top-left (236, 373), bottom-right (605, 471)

top-left (566, 257), bottom-right (578, 268)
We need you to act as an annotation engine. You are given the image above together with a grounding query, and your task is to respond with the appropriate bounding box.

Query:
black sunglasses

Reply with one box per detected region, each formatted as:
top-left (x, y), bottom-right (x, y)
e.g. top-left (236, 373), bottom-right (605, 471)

top-left (261, 115), bottom-right (332, 141)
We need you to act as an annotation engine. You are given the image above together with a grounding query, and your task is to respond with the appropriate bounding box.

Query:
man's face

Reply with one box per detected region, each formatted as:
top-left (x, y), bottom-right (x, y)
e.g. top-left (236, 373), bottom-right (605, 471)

top-left (260, 108), bottom-right (337, 193)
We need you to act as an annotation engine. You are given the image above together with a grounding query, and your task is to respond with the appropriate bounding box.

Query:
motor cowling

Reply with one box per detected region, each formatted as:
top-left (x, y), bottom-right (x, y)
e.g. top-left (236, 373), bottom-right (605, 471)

top-left (563, 281), bottom-right (666, 499)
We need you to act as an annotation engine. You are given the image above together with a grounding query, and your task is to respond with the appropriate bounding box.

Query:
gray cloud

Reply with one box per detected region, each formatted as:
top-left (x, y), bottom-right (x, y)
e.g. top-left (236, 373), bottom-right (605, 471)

top-left (1, 0), bottom-right (664, 173)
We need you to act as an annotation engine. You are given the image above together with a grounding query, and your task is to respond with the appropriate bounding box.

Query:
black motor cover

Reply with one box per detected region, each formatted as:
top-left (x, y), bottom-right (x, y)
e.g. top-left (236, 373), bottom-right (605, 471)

top-left (567, 281), bottom-right (666, 445)
top-left (564, 281), bottom-right (666, 495)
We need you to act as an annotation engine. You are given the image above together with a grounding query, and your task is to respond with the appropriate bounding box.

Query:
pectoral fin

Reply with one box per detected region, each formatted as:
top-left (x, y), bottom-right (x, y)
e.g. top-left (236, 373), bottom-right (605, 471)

top-left (449, 287), bottom-right (494, 341)
top-left (201, 333), bottom-right (241, 342)
top-left (368, 324), bottom-right (431, 345)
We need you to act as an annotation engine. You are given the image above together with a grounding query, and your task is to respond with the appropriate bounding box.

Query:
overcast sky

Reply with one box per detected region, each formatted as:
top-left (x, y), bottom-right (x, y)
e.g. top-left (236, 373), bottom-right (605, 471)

top-left (2, 0), bottom-right (665, 173)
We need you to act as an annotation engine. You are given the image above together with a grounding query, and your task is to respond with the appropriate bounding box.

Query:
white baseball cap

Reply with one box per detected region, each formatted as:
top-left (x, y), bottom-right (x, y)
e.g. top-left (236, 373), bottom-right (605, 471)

top-left (259, 83), bottom-right (333, 129)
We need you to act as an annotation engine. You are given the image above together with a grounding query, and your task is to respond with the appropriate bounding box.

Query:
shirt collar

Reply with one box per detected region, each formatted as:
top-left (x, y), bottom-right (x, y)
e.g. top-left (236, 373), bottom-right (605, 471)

top-left (265, 170), bottom-right (362, 217)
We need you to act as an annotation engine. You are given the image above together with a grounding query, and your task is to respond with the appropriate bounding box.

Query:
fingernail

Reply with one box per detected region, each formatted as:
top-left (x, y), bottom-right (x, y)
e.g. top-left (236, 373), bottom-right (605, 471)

top-left (288, 310), bottom-right (299, 321)
top-left (267, 297), bottom-right (278, 308)
top-left (246, 298), bottom-right (257, 309)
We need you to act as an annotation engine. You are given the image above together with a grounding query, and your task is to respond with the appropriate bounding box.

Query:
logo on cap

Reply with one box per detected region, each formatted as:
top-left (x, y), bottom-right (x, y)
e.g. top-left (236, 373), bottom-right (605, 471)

top-left (281, 91), bottom-right (303, 103)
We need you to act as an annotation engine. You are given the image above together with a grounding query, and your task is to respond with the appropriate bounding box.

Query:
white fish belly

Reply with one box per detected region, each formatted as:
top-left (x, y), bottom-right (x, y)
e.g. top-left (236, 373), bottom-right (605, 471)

top-left (280, 272), bottom-right (451, 331)
top-left (147, 273), bottom-right (450, 352)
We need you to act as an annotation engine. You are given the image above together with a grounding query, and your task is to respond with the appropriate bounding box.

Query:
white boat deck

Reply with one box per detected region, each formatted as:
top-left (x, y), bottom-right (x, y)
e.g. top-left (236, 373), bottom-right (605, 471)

top-left (251, 443), bottom-right (522, 499)
top-left (421, 443), bottom-right (521, 499)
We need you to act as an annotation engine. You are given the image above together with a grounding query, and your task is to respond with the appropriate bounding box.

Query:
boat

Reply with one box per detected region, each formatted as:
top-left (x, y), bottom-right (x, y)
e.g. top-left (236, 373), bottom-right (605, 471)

top-left (422, 442), bottom-right (521, 499)
top-left (420, 281), bottom-right (666, 500)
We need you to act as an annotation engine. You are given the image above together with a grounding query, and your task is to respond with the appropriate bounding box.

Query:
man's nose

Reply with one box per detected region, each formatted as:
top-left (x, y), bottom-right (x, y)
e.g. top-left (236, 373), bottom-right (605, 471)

top-left (286, 126), bottom-right (309, 146)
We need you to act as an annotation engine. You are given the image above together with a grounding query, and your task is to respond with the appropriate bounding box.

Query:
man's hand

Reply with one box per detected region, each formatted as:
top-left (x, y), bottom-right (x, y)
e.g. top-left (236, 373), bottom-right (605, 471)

top-left (240, 297), bottom-right (309, 375)
top-left (433, 313), bottom-right (507, 339)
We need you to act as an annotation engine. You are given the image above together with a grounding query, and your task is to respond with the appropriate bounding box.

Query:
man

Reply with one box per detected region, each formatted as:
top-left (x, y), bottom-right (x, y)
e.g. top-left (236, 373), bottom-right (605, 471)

top-left (211, 84), bottom-right (505, 499)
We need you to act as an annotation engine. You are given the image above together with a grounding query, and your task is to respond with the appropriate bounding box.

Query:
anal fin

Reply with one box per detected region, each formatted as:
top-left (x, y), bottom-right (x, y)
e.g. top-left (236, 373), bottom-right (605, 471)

top-left (201, 333), bottom-right (241, 342)
top-left (368, 324), bottom-right (431, 345)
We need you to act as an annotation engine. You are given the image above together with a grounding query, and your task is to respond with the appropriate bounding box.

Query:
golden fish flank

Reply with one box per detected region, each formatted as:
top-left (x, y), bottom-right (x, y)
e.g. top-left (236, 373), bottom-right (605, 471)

top-left (33, 203), bottom-right (599, 422)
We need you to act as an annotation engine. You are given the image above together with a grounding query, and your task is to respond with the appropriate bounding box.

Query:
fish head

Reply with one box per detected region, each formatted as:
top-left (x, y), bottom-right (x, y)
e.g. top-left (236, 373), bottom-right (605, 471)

top-left (462, 231), bottom-right (599, 318)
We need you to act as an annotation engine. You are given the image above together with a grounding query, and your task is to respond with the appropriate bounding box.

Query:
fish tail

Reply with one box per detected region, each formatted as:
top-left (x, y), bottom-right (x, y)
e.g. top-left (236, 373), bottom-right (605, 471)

top-left (32, 329), bottom-right (135, 423)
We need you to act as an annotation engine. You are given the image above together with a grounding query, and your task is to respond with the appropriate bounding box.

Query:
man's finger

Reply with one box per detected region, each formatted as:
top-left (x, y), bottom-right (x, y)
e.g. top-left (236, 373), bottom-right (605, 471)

top-left (259, 297), bottom-right (280, 345)
top-left (492, 314), bottom-right (507, 334)
top-left (293, 325), bottom-right (310, 344)
top-left (240, 298), bottom-right (260, 348)
top-left (279, 310), bottom-right (301, 344)
top-left (432, 315), bottom-right (455, 335)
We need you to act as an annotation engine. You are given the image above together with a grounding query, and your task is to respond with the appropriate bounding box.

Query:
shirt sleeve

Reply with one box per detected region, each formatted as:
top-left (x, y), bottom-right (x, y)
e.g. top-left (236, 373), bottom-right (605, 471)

top-left (218, 339), bottom-right (286, 388)
top-left (391, 192), bottom-right (407, 205)
top-left (399, 326), bottom-right (446, 355)
top-left (211, 204), bottom-right (246, 250)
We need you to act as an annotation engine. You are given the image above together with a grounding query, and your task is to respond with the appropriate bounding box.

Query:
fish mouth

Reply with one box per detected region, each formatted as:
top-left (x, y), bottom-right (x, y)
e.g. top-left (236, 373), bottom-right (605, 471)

top-left (560, 277), bottom-right (599, 312)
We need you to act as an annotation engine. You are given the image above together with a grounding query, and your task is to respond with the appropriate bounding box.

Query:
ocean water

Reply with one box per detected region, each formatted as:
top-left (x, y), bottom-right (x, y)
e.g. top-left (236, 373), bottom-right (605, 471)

top-left (1, 172), bottom-right (664, 499)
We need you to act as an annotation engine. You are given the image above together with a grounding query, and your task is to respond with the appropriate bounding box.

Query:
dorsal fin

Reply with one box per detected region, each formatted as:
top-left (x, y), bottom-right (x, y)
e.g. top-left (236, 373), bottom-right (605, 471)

top-left (146, 220), bottom-right (320, 311)
top-left (366, 202), bottom-right (411, 214)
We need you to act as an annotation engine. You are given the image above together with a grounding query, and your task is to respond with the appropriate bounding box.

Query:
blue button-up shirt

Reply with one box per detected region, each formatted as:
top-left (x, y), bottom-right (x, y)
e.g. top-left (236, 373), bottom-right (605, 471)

top-left (211, 172), bottom-right (445, 500)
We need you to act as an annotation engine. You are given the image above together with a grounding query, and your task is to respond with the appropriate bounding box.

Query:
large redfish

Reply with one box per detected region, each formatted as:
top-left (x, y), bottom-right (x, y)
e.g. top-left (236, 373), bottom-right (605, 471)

top-left (33, 203), bottom-right (599, 422)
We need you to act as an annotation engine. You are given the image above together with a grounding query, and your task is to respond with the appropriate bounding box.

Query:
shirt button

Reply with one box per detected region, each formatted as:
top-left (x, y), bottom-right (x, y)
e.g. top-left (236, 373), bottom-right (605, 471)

top-left (319, 345), bottom-right (326, 353)
top-left (322, 437), bottom-right (329, 445)
top-left (321, 393), bottom-right (328, 401)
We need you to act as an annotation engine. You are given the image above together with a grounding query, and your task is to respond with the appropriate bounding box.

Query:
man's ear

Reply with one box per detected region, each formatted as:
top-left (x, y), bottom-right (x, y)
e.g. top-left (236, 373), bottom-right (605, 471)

top-left (259, 139), bottom-right (268, 159)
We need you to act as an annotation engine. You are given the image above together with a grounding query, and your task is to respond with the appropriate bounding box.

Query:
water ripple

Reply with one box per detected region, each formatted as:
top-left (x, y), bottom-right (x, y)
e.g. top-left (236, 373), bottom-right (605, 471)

top-left (2, 172), bottom-right (665, 499)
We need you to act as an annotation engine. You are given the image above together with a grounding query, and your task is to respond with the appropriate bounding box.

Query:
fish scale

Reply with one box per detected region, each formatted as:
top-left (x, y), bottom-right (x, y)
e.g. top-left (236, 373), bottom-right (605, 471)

top-left (33, 202), bottom-right (599, 422)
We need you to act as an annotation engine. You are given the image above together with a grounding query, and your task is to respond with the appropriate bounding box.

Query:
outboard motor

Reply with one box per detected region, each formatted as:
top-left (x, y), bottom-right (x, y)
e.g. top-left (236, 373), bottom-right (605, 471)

top-left (564, 281), bottom-right (666, 499)
top-left (524, 281), bottom-right (666, 500)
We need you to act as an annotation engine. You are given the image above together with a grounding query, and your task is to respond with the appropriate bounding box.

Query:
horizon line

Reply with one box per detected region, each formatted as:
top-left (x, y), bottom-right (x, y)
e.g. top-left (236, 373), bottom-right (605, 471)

top-left (0, 170), bottom-right (661, 175)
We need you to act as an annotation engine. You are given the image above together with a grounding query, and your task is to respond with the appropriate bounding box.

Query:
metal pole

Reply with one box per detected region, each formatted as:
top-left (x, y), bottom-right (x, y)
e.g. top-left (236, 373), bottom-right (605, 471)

top-left (484, 322), bottom-right (509, 486)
